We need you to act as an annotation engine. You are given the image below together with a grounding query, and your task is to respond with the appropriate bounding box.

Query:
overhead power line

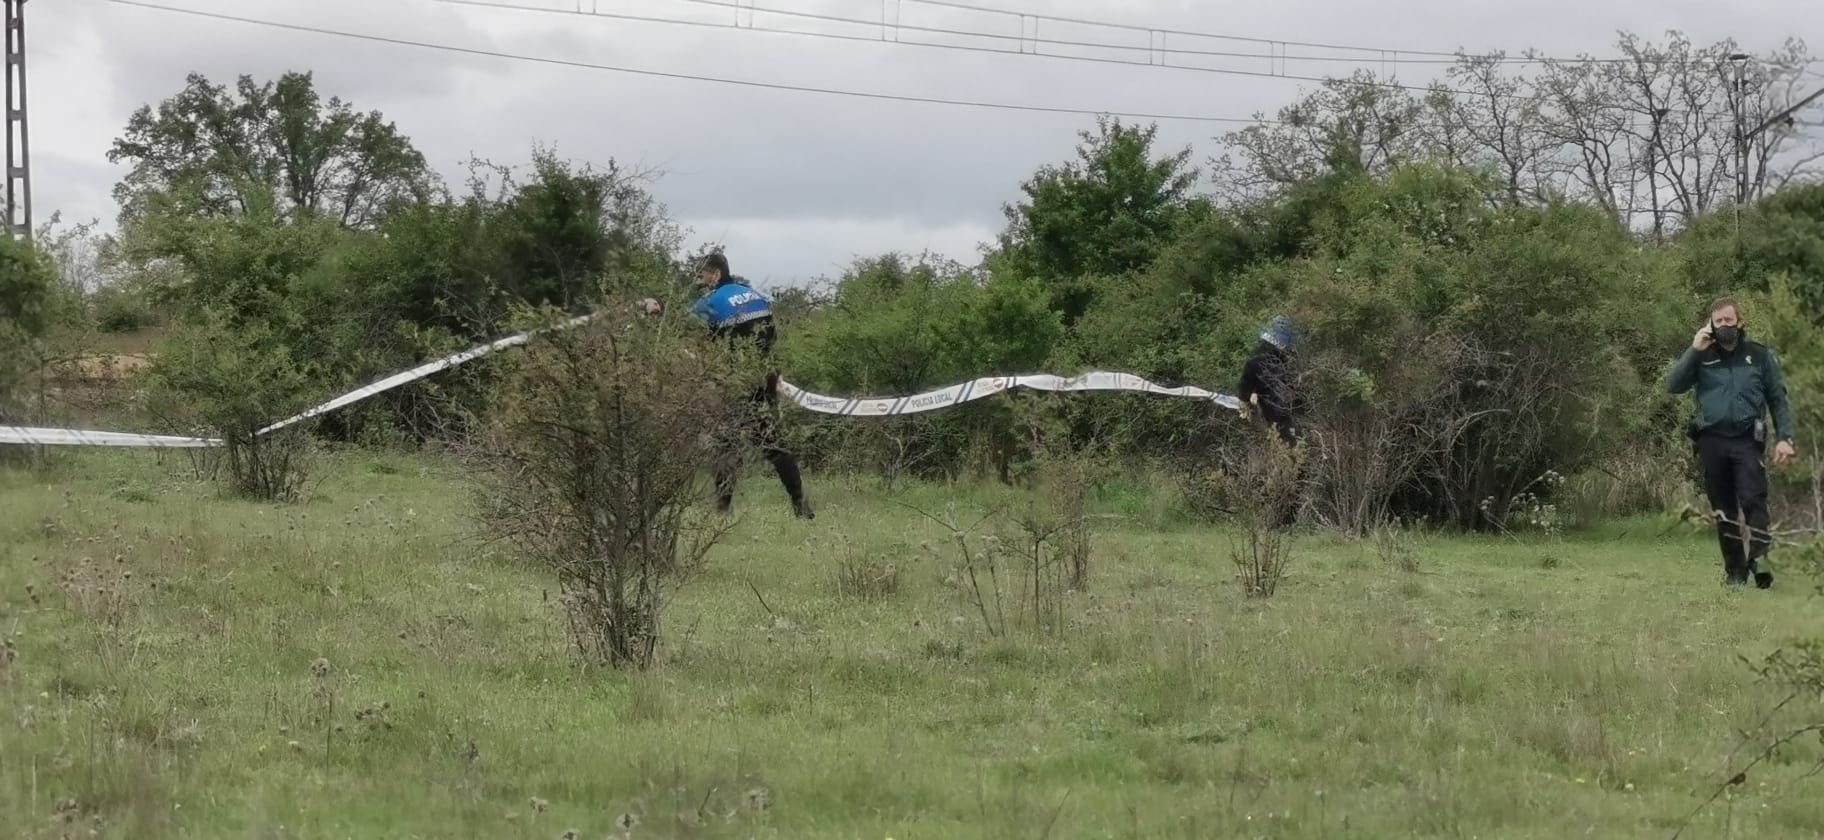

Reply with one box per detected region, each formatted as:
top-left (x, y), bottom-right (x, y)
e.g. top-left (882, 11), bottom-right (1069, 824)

top-left (442, 0), bottom-right (1755, 119)
top-left (908, 0), bottom-right (1821, 74)
top-left (105, 0), bottom-right (1279, 125)
top-left (444, 0), bottom-right (1488, 86)
top-left (435, 0), bottom-right (1597, 100)
top-left (655, 0), bottom-right (1481, 66)
top-left (912, 0), bottom-right (1524, 60)
top-left (106, 1), bottom-right (1766, 132)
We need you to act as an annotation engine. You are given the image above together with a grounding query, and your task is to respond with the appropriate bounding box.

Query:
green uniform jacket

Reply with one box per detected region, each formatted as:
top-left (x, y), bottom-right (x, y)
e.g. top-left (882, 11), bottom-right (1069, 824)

top-left (1665, 341), bottom-right (1796, 443)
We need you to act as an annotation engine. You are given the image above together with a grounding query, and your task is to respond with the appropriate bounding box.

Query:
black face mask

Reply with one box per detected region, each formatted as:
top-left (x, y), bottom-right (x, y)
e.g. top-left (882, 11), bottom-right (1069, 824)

top-left (1711, 324), bottom-right (1742, 347)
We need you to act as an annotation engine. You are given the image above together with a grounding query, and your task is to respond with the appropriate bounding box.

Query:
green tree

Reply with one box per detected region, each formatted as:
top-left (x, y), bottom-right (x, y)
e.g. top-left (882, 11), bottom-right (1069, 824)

top-left (1674, 183), bottom-right (1824, 321)
top-left (0, 234), bottom-right (64, 339)
top-left (994, 116), bottom-right (1204, 325)
top-left (1260, 164), bottom-right (1682, 530)
top-left (317, 152), bottom-right (684, 438)
top-left (784, 253), bottom-right (1058, 394)
top-left (780, 253), bottom-right (1061, 481)
top-left (120, 182), bottom-right (349, 326)
top-left (107, 70), bottom-right (431, 229)
top-left (475, 150), bottom-right (679, 316)
top-left (0, 235), bottom-right (78, 431)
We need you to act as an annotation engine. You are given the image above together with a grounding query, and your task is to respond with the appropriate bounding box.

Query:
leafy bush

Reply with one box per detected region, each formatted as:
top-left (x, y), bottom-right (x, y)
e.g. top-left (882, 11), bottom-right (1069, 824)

top-left (1737, 274), bottom-right (1824, 525)
top-left (0, 235), bottom-right (73, 438)
top-left (1253, 167), bottom-right (1685, 531)
top-left (91, 285), bottom-right (157, 333)
top-left (779, 254), bottom-right (1061, 482)
top-left (143, 309), bottom-right (321, 501)
top-left (467, 302), bottom-right (754, 669)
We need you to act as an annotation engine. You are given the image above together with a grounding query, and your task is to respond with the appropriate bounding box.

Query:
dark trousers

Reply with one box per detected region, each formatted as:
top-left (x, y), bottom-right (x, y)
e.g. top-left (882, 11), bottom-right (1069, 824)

top-left (1267, 418), bottom-right (1307, 530)
top-left (1696, 432), bottom-right (1770, 582)
top-left (714, 377), bottom-right (805, 511)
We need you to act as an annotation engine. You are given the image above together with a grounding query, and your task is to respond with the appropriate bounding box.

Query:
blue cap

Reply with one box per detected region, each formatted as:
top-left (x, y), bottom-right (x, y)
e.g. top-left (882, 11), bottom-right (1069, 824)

top-left (1261, 315), bottom-right (1298, 349)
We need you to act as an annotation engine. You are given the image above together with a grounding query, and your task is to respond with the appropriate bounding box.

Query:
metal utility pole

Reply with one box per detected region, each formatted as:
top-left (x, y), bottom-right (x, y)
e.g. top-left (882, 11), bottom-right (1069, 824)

top-left (1727, 53), bottom-right (1749, 211)
top-left (3, 0), bottom-right (28, 242)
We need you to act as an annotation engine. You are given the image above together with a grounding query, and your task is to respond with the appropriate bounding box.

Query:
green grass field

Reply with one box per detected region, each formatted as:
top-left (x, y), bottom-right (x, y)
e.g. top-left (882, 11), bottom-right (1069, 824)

top-left (2, 450), bottom-right (1821, 838)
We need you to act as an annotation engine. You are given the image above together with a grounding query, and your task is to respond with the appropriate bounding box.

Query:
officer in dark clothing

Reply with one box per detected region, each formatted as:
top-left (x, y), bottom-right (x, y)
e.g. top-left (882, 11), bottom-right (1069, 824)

top-left (1237, 315), bottom-right (1308, 528)
top-left (690, 253), bottom-right (813, 520)
top-left (1666, 297), bottom-right (1797, 588)
top-left (1237, 315), bottom-right (1307, 446)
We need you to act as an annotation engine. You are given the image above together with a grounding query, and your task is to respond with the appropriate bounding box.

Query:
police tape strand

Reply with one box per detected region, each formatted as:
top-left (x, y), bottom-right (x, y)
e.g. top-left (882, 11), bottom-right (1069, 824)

top-left (2, 313), bottom-right (1242, 448)
top-left (777, 372), bottom-right (1241, 416)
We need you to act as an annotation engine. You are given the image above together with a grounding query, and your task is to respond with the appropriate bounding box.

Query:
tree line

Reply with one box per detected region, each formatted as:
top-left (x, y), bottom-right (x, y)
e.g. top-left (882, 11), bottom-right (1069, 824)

top-left (2, 29), bottom-right (1821, 534)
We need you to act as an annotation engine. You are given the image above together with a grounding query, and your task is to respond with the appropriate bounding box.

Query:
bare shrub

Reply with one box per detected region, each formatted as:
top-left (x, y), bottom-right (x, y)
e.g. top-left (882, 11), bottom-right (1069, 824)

top-left (1372, 518), bottom-right (1420, 573)
top-left (466, 304), bottom-right (749, 669)
top-left (1561, 447), bottom-right (1689, 530)
top-left (1232, 526), bottom-right (1293, 598)
top-left (910, 502), bottom-right (1010, 638)
top-left (1408, 344), bottom-right (1616, 532)
top-left (986, 410), bottom-right (1105, 630)
top-left (1004, 511), bottom-right (1074, 636)
top-left (1212, 427), bottom-right (1303, 597)
top-left (824, 536), bottom-right (900, 603)
top-left (224, 429), bottom-right (314, 502)
top-left (912, 489), bottom-right (1097, 638)
top-left (860, 417), bottom-right (950, 491)
top-left (1021, 449), bottom-right (1098, 591)
top-left (1295, 336), bottom-right (1462, 536)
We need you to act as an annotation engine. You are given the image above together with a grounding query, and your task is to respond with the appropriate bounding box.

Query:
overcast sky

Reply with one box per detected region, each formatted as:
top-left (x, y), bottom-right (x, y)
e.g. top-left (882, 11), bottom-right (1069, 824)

top-left (27, 0), bottom-right (1821, 291)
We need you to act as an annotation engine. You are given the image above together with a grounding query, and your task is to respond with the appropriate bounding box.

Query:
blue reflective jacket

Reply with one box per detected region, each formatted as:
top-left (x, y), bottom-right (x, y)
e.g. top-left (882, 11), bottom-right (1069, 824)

top-left (693, 278), bottom-right (773, 328)
top-left (692, 277), bottom-right (778, 356)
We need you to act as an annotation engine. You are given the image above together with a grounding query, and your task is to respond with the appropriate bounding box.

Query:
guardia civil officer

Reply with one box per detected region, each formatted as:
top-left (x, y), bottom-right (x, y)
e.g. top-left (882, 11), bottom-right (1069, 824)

top-left (1666, 297), bottom-right (1797, 588)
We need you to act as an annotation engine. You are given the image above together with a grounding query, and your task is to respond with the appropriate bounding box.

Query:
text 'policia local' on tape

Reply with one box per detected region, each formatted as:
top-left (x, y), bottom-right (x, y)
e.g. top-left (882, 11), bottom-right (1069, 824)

top-left (2, 313), bottom-right (1243, 449)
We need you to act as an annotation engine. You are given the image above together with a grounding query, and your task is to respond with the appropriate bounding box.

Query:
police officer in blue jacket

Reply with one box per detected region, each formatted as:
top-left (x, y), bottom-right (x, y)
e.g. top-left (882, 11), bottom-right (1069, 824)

top-left (692, 252), bottom-right (813, 519)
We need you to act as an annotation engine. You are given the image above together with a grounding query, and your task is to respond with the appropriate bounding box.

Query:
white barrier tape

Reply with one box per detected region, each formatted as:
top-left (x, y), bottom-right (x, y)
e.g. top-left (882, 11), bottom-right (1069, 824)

top-left (1, 314), bottom-right (597, 450)
top-left (256, 313), bottom-right (597, 436)
top-left (776, 371), bottom-right (1243, 416)
top-left (0, 425), bottom-right (222, 448)
top-left (4, 312), bottom-right (1245, 448)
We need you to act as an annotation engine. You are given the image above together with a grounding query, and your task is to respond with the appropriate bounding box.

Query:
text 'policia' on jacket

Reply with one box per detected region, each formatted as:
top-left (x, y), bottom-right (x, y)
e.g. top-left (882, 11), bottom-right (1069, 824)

top-left (1665, 340), bottom-right (1795, 443)
top-left (692, 277), bottom-right (777, 356)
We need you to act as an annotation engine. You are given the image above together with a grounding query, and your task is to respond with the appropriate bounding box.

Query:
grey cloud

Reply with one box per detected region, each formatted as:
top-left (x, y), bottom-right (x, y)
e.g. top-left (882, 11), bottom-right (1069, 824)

top-left (32, 153), bottom-right (121, 231)
top-left (393, 6), bottom-right (1270, 226)
top-left (93, 0), bottom-right (497, 118)
top-left (28, 0), bottom-right (1824, 285)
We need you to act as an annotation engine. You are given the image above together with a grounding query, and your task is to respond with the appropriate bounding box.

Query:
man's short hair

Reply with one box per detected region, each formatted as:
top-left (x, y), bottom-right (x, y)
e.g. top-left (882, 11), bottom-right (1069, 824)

top-left (1709, 296), bottom-right (1740, 318)
top-left (700, 252), bottom-right (729, 279)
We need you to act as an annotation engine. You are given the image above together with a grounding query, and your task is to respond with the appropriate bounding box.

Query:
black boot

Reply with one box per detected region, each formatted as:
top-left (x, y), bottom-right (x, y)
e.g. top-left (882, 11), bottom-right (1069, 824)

top-left (1717, 527), bottom-right (1749, 586)
top-left (1750, 556), bottom-right (1774, 590)
top-left (760, 445), bottom-right (811, 521)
